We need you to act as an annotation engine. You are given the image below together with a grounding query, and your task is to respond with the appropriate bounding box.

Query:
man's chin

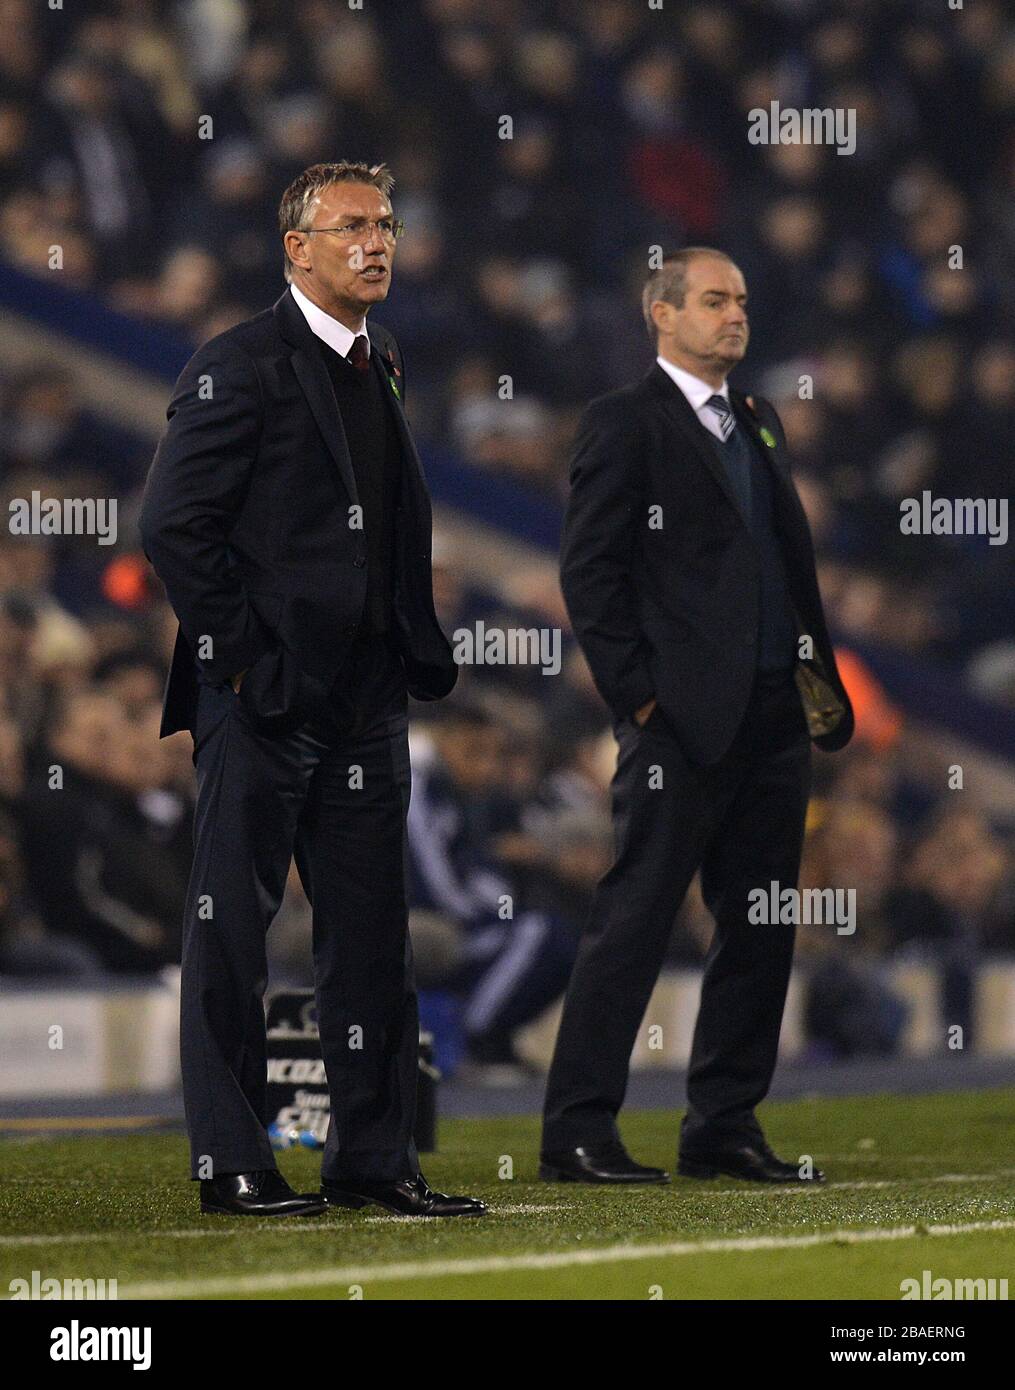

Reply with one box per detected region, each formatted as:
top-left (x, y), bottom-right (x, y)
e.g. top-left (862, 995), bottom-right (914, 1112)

top-left (717, 341), bottom-right (747, 367)
top-left (356, 281), bottom-right (390, 306)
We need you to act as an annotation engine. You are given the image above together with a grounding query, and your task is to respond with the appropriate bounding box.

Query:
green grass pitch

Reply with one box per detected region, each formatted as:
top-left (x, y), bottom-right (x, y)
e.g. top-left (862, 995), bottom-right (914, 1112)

top-left (2, 1089), bottom-right (1014, 1300)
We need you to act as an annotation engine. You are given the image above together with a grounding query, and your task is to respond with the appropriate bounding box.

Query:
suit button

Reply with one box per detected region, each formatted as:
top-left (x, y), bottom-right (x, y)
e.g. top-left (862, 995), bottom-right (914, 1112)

top-left (342, 624), bottom-right (357, 636)
top-left (353, 556), bottom-right (366, 568)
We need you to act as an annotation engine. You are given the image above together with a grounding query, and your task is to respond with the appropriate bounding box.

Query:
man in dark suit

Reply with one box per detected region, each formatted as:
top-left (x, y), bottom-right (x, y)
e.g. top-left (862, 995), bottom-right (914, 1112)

top-left (540, 248), bottom-right (854, 1186)
top-left (139, 161), bottom-right (483, 1218)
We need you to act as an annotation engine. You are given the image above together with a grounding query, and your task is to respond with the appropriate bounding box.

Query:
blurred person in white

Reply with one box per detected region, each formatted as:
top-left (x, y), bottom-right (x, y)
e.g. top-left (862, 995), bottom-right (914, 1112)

top-left (406, 703), bottom-right (580, 1083)
top-left (798, 801), bottom-right (908, 1061)
top-left (885, 808), bottom-right (1012, 1047)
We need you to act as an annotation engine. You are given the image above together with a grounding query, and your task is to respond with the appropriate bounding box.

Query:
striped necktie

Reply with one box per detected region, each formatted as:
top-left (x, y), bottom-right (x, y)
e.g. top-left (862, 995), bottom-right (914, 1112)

top-left (705, 393), bottom-right (736, 442)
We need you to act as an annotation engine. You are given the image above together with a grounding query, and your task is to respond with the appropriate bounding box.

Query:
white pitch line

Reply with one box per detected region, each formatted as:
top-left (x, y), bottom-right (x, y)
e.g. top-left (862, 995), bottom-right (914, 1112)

top-left (0, 1226), bottom-right (323, 1249)
top-left (689, 1168), bottom-right (1015, 1199)
top-left (116, 1219), bottom-right (1015, 1299)
top-left (0, 1206), bottom-right (569, 1248)
top-left (363, 1203), bottom-right (561, 1224)
top-left (2, 1170), bottom-right (1013, 1248)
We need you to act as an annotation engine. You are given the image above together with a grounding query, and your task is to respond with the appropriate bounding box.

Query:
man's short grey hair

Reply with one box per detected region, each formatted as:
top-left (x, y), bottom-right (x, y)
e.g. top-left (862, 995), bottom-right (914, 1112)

top-left (641, 247), bottom-right (735, 341)
top-left (278, 161), bottom-right (395, 282)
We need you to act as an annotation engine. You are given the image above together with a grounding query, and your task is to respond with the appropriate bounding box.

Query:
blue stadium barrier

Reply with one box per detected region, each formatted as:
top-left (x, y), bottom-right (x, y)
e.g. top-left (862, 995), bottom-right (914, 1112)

top-left (3, 263), bottom-right (1012, 764)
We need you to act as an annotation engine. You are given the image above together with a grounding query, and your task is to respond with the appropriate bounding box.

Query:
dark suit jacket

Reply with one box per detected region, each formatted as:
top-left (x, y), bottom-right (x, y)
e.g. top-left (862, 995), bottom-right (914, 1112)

top-left (139, 287), bottom-right (457, 737)
top-left (560, 363), bottom-right (854, 765)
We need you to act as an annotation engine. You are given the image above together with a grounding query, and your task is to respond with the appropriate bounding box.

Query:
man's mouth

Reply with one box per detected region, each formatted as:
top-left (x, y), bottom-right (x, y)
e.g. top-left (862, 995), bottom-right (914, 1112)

top-left (359, 266), bottom-right (387, 281)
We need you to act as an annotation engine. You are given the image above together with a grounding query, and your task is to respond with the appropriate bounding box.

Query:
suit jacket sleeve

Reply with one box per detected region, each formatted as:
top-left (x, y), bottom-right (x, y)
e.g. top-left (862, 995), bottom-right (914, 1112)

top-left (138, 338), bottom-right (276, 683)
top-left (559, 396), bottom-right (655, 721)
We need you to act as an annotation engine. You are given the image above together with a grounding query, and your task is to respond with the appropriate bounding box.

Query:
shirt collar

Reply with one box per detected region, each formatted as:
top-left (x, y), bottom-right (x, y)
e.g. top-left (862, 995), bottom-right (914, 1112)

top-left (655, 356), bottom-right (729, 414)
top-left (290, 283), bottom-right (370, 361)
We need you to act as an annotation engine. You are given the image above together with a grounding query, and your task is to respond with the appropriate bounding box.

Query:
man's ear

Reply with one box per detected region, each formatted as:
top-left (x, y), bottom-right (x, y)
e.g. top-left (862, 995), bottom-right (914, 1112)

top-left (650, 299), bottom-right (673, 340)
top-left (285, 230), bottom-right (311, 275)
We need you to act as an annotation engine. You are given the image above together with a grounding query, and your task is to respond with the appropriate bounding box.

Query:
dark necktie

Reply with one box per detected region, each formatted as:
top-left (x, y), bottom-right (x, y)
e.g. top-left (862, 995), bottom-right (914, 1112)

top-left (346, 335), bottom-right (370, 374)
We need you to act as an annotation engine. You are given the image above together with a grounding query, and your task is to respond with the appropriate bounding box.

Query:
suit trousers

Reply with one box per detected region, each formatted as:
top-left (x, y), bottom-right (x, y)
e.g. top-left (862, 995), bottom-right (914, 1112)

top-left (180, 627), bottom-right (419, 1182)
top-left (541, 667), bottom-right (812, 1155)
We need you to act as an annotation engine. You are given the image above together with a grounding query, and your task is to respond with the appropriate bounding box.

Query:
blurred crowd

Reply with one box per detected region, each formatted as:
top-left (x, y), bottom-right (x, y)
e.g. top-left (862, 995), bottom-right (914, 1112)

top-left (0, 535), bottom-right (1012, 1070)
top-left (0, 0), bottom-right (1013, 1068)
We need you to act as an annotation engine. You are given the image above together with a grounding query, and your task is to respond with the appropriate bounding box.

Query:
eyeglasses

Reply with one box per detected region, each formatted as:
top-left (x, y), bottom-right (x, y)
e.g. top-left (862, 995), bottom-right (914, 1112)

top-left (305, 217), bottom-right (405, 243)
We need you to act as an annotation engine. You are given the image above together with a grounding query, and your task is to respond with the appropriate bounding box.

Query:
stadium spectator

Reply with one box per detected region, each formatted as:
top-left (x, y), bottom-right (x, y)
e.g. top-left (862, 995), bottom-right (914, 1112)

top-left (0, 0), bottom-right (1009, 1077)
top-left (407, 704), bottom-right (578, 1080)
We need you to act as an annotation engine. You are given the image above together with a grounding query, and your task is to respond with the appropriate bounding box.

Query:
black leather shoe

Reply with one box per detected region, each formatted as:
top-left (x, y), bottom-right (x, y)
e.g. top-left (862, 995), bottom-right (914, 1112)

top-left (539, 1144), bottom-right (670, 1184)
top-left (678, 1140), bottom-right (825, 1184)
top-left (320, 1173), bottom-right (486, 1217)
top-left (200, 1169), bottom-right (328, 1216)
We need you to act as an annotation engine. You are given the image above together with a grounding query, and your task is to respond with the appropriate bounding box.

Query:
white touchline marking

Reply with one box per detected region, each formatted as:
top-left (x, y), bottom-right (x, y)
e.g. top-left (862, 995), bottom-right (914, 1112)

top-left (113, 1219), bottom-right (1015, 1298)
top-left (0, 1207), bottom-right (571, 1247)
top-left (363, 1203), bottom-right (562, 1224)
top-left (687, 1167), bottom-right (1015, 1199)
top-left (2, 1169), bottom-right (1013, 1250)
top-left (818, 1155), bottom-right (942, 1162)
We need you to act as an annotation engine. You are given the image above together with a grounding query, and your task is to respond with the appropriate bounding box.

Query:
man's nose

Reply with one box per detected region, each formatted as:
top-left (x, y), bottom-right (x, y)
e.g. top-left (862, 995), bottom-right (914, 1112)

top-left (363, 225), bottom-right (387, 254)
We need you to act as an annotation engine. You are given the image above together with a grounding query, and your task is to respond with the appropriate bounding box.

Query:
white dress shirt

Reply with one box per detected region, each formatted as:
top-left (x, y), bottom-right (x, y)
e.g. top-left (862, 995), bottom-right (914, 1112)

top-left (290, 282), bottom-right (370, 361)
top-left (655, 356), bottom-right (730, 442)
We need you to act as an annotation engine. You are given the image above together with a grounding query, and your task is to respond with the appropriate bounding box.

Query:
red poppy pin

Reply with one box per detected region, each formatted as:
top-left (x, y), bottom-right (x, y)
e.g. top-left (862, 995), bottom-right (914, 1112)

top-left (384, 347), bottom-right (402, 397)
top-left (743, 394), bottom-right (776, 447)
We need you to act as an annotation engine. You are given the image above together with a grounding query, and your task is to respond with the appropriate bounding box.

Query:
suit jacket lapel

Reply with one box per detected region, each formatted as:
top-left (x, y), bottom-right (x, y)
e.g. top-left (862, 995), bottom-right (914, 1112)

top-left (647, 365), bottom-right (750, 526)
top-left (729, 388), bottom-right (808, 531)
top-left (368, 324), bottom-right (429, 494)
top-left (730, 390), bottom-right (787, 482)
top-left (274, 289), bottom-right (359, 505)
